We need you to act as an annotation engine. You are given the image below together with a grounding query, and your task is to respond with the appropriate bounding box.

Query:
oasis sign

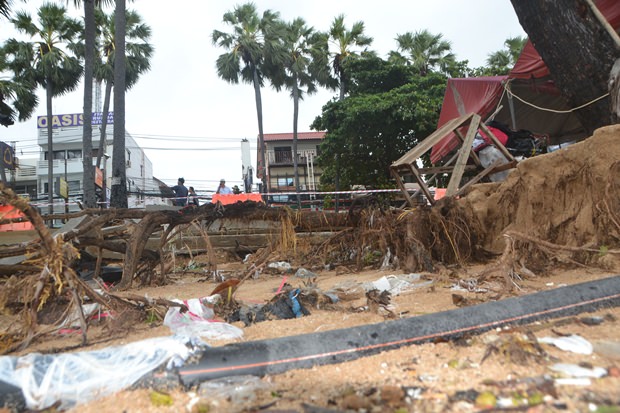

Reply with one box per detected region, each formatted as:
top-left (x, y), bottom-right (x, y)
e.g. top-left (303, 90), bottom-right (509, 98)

top-left (37, 112), bottom-right (114, 129)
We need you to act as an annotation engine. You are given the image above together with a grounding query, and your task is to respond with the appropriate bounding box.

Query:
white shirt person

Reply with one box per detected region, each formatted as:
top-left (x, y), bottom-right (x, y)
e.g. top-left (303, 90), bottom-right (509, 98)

top-left (216, 179), bottom-right (232, 195)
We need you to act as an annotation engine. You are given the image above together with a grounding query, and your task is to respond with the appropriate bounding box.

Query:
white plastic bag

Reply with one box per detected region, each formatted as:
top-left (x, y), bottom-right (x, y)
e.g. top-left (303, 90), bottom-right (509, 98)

top-left (163, 298), bottom-right (243, 341)
top-left (0, 336), bottom-right (194, 411)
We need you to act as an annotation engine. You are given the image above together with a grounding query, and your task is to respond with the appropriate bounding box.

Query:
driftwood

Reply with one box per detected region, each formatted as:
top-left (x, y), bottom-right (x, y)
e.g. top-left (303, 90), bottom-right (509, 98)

top-left (0, 189), bottom-right (353, 291)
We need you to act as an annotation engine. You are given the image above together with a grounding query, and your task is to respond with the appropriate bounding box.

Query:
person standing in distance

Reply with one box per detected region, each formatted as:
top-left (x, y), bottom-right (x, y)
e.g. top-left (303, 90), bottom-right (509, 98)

top-left (188, 186), bottom-right (199, 206)
top-left (216, 179), bottom-right (232, 195)
top-left (171, 177), bottom-right (189, 206)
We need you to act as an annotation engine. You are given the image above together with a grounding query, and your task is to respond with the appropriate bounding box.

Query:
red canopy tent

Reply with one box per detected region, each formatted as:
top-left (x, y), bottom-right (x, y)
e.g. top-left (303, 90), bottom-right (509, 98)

top-left (430, 0), bottom-right (620, 164)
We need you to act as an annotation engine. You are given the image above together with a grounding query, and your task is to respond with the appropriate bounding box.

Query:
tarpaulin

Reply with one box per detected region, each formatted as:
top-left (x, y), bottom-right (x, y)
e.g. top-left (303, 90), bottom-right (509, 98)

top-left (211, 193), bottom-right (263, 205)
top-left (430, 0), bottom-right (620, 164)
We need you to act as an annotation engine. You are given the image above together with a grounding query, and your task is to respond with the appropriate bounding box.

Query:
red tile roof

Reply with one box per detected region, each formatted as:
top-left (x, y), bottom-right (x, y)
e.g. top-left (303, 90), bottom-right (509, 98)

top-left (261, 131), bottom-right (326, 142)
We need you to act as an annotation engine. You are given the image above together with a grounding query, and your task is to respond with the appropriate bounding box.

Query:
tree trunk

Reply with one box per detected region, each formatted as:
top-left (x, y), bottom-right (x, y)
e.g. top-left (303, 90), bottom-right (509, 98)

top-left (46, 79), bottom-right (54, 217)
top-left (292, 81), bottom-right (301, 210)
top-left (96, 81), bottom-right (112, 169)
top-left (509, 0), bottom-right (618, 134)
top-left (611, 58), bottom-right (620, 123)
top-left (111, 0), bottom-right (128, 208)
top-left (82, 0), bottom-right (96, 208)
top-left (252, 66), bottom-right (266, 194)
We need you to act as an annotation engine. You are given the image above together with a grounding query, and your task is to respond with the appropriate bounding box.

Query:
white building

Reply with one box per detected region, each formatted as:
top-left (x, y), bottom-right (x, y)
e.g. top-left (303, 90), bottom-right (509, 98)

top-left (4, 111), bottom-right (165, 210)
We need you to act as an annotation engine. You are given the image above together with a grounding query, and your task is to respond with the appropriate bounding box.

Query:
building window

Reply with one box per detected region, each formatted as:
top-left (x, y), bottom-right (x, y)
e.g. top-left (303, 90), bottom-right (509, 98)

top-left (44, 150), bottom-right (67, 160)
top-left (277, 177), bottom-right (293, 187)
top-left (274, 146), bottom-right (292, 163)
top-left (67, 149), bottom-right (82, 159)
top-left (43, 149), bottom-right (82, 160)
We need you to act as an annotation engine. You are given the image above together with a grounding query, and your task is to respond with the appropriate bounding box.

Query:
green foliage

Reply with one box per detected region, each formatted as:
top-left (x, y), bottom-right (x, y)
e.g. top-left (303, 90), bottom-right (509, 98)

top-left (322, 195), bottom-right (333, 209)
top-left (312, 55), bottom-right (446, 188)
top-left (483, 36), bottom-right (527, 76)
top-left (388, 29), bottom-right (456, 76)
top-left (91, 8), bottom-right (154, 89)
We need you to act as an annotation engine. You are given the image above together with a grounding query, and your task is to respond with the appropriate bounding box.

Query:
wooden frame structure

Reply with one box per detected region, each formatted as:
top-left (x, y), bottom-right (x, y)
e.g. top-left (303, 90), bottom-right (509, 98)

top-left (390, 113), bottom-right (516, 207)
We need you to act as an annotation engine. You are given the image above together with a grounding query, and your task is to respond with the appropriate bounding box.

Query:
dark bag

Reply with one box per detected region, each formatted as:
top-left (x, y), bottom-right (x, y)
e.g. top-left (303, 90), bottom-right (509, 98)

top-left (487, 120), bottom-right (543, 157)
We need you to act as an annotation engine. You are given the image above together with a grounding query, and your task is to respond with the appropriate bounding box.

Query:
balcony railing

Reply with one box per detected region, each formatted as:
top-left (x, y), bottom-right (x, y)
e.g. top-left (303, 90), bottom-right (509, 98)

top-left (266, 150), bottom-right (316, 165)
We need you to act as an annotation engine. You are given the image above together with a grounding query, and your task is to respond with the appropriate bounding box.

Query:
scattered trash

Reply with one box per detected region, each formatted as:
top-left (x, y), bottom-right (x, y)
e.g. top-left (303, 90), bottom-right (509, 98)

top-left (554, 377), bottom-right (593, 386)
top-left (362, 274), bottom-right (431, 296)
top-left (295, 267), bottom-right (318, 279)
top-left (164, 297), bottom-right (243, 340)
top-left (232, 288), bottom-right (311, 326)
top-left (197, 375), bottom-right (270, 404)
top-left (267, 261), bottom-right (292, 273)
top-left (549, 363), bottom-right (607, 378)
top-left (538, 334), bottom-right (593, 355)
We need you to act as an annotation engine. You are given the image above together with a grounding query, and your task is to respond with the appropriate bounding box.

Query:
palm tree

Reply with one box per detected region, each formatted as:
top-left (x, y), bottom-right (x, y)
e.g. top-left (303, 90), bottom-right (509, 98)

top-left (0, 0), bottom-right (12, 19)
top-left (212, 3), bottom-right (281, 192)
top-left (92, 7), bottom-right (152, 171)
top-left (69, 0), bottom-right (99, 209)
top-left (4, 3), bottom-right (83, 215)
top-left (389, 29), bottom-right (456, 75)
top-left (486, 36), bottom-right (526, 74)
top-left (328, 14), bottom-right (373, 100)
top-left (270, 18), bottom-right (330, 208)
top-left (327, 14), bottom-right (372, 211)
top-left (0, 53), bottom-right (38, 127)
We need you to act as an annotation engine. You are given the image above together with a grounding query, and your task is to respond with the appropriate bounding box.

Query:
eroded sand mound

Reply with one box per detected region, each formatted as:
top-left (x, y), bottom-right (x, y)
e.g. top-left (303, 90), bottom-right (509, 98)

top-left (462, 124), bottom-right (620, 265)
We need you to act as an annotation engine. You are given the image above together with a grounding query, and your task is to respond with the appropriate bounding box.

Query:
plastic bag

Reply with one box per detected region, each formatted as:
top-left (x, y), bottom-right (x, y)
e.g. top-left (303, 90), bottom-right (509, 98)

top-left (0, 336), bottom-right (195, 411)
top-left (163, 298), bottom-right (243, 341)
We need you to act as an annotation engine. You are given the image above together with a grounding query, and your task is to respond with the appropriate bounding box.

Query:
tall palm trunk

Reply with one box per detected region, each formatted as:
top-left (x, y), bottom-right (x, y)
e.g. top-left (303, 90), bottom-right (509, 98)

top-left (252, 65), bottom-right (266, 193)
top-left (292, 79), bottom-right (301, 209)
top-left (111, 0), bottom-right (127, 208)
top-left (96, 81), bottom-right (112, 169)
top-left (46, 79), bottom-right (54, 216)
top-left (82, 0), bottom-right (96, 208)
top-left (335, 77), bottom-right (346, 212)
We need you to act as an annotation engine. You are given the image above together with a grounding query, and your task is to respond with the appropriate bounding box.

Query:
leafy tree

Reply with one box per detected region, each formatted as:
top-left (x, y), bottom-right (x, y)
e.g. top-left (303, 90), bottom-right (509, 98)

top-left (212, 3), bottom-right (281, 191)
top-left (270, 18), bottom-right (331, 207)
top-left (312, 56), bottom-right (446, 188)
top-left (389, 29), bottom-right (456, 76)
top-left (3, 3), bottom-right (83, 215)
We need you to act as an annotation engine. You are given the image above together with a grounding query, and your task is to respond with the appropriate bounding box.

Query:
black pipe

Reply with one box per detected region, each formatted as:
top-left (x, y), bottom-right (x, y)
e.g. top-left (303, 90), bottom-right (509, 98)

top-left (178, 275), bottom-right (620, 387)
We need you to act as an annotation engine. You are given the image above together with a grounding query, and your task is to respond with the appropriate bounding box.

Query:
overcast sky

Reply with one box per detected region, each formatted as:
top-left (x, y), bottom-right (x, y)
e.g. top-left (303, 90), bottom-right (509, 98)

top-left (1, 0), bottom-right (525, 192)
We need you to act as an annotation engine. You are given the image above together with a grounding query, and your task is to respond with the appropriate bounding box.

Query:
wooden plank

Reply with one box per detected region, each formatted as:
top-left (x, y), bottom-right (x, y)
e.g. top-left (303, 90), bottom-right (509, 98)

top-left (406, 163), bottom-right (436, 206)
top-left (391, 169), bottom-right (417, 208)
top-left (391, 113), bottom-right (474, 167)
top-left (418, 165), bottom-right (477, 175)
top-left (446, 114), bottom-right (481, 196)
top-left (453, 159), bottom-right (503, 197)
top-left (454, 128), bottom-right (482, 167)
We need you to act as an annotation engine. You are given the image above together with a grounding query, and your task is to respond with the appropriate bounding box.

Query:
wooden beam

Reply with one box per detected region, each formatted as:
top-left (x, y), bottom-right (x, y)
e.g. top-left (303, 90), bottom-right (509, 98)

top-left (446, 114), bottom-right (481, 196)
top-left (391, 113), bottom-right (474, 167)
